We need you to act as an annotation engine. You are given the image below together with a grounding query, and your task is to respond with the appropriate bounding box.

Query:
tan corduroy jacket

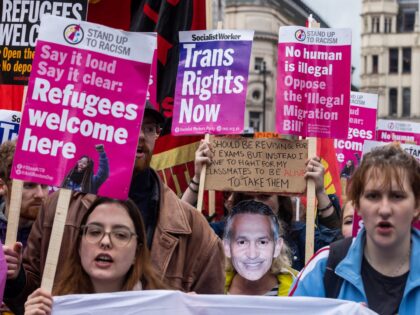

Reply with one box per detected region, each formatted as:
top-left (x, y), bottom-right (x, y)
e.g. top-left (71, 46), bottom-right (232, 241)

top-left (6, 170), bottom-right (224, 311)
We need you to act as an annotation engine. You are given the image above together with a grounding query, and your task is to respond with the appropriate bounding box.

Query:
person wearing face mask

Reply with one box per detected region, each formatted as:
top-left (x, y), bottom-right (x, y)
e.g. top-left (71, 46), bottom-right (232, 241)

top-left (24, 197), bottom-right (165, 315)
top-left (61, 144), bottom-right (109, 195)
top-left (223, 200), bottom-right (296, 296)
top-left (183, 140), bottom-right (342, 271)
top-left (290, 145), bottom-right (420, 315)
top-left (4, 102), bottom-right (224, 314)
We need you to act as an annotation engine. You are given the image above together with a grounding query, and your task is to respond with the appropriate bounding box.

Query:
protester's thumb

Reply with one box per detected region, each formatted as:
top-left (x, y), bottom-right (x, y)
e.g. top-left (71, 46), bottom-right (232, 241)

top-left (13, 242), bottom-right (23, 256)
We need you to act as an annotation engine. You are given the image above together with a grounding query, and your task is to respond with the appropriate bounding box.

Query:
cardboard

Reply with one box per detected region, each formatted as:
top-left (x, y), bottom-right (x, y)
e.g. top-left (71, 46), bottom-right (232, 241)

top-left (205, 136), bottom-right (307, 193)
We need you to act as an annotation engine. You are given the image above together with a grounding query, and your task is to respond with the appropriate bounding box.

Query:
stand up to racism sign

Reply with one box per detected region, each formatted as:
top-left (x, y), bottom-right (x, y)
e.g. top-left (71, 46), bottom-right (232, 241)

top-left (0, 0), bottom-right (88, 85)
top-left (276, 26), bottom-right (351, 139)
top-left (172, 30), bottom-right (254, 135)
top-left (11, 16), bottom-right (156, 199)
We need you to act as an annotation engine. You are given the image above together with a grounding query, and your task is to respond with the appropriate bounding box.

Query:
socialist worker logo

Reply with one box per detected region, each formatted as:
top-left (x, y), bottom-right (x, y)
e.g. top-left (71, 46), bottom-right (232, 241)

top-left (295, 29), bottom-right (306, 42)
top-left (63, 24), bottom-right (84, 45)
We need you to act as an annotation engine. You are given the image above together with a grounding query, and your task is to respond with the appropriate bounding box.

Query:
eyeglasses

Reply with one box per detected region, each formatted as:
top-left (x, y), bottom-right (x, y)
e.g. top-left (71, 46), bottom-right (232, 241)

top-left (81, 224), bottom-right (137, 247)
top-left (141, 123), bottom-right (159, 137)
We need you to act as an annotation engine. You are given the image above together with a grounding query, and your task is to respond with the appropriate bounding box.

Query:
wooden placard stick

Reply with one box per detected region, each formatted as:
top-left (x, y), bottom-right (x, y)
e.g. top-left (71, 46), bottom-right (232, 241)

top-left (5, 86), bottom-right (29, 246)
top-left (206, 20), bottom-right (226, 217)
top-left (40, 188), bottom-right (72, 292)
top-left (4, 180), bottom-right (23, 246)
top-left (197, 1), bottom-right (217, 213)
top-left (197, 134), bottom-right (210, 212)
top-left (304, 15), bottom-right (320, 264)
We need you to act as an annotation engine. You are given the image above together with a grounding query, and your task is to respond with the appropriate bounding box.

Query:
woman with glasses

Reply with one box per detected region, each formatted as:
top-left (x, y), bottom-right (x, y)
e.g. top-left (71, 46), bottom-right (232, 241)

top-left (24, 197), bottom-right (164, 315)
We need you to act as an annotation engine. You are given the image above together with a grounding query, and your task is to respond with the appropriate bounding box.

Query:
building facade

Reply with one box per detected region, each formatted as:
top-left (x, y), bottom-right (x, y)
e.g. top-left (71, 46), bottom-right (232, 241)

top-left (360, 0), bottom-right (420, 119)
top-left (221, 0), bottom-right (328, 131)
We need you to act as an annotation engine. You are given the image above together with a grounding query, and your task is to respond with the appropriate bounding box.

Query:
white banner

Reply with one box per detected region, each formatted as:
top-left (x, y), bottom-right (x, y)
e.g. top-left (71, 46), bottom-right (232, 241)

top-left (52, 290), bottom-right (378, 315)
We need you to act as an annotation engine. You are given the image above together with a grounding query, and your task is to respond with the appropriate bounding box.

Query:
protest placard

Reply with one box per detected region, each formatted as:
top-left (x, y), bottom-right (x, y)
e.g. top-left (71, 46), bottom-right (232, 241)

top-left (0, 0), bottom-right (87, 85)
top-left (334, 92), bottom-right (378, 174)
top-left (10, 15), bottom-right (156, 199)
top-left (172, 30), bottom-right (254, 135)
top-left (276, 26), bottom-right (351, 139)
top-left (376, 119), bottom-right (420, 144)
top-left (205, 136), bottom-right (307, 194)
top-left (51, 290), bottom-right (377, 315)
top-left (0, 109), bottom-right (20, 143)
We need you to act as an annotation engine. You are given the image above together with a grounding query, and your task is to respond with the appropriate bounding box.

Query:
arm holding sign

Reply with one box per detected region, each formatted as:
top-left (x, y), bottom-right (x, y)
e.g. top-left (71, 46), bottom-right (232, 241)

top-left (305, 157), bottom-right (340, 227)
top-left (182, 140), bottom-right (213, 206)
top-left (24, 288), bottom-right (52, 315)
top-left (3, 242), bottom-right (23, 280)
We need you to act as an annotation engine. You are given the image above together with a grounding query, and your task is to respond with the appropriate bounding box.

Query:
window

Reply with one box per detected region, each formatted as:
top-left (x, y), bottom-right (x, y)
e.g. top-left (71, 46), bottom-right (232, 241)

top-left (372, 55), bottom-right (378, 73)
top-left (384, 17), bottom-right (392, 33)
top-left (252, 89), bottom-right (261, 101)
top-left (402, 48), bottom-right (411, 73)
top-left (402, 88), bottom-right (411, 117)
top-left (389, 48), bottom-right (398, 73)
top-left (364, 56), bottom-right (368, 74)
top-left (372, 16), bottom-right (380, 33)
top-left (398, 10), bottom-right (416, 32)
top-left (249, 111), bottom-right (262, 131)
top-left (389, 88), bottom-right (398, 116)
top-left (403, 12), bottom-right (415, 31)
top-left (254, 57), bottom-right (264, 71)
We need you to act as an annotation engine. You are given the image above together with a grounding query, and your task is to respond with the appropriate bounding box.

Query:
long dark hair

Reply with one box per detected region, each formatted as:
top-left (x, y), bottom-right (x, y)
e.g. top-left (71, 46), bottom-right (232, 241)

top-left (61, 155), bottom-right (94, 192)
top-left (53, 197), bottom-right (165, 294)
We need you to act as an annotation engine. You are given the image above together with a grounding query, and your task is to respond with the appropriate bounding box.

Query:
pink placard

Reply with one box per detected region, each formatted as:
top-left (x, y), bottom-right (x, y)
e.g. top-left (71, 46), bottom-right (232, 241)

top-left (172, 30), bottom-right (254, 135)
top-left (376, 119), bottom-right (420, 144)
top-left (334, 92), bottom-right (377, 176)
top-left (276, 27), bottom-right (351, 139)
top-left (11, 16), bottom-right (156, 199)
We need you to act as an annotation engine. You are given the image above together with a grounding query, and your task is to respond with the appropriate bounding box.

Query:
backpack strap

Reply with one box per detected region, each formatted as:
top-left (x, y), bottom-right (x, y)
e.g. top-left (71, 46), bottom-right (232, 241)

top-left (323, 237), bottom-right (353, 298)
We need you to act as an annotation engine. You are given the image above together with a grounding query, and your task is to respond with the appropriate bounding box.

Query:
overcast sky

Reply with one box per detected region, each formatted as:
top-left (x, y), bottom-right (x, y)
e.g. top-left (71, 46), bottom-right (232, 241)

top-left (302, 0), bottom-right (362, 86)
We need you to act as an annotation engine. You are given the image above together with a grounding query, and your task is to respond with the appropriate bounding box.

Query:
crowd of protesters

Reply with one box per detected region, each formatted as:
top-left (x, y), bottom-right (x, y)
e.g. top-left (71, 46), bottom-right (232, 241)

top-left (0, 103), bottom-right (418, 315)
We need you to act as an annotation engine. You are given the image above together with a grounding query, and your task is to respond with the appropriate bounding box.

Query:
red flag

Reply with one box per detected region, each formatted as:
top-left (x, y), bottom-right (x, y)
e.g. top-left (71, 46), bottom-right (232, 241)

top-left (131, 0), bottom-right (206, 116)
top-left (0, 85), bottom-right (24, 111)
top-left (317, 138), bottom-right (342, 203)
top-left (87, 0), bottom-right (131, 30)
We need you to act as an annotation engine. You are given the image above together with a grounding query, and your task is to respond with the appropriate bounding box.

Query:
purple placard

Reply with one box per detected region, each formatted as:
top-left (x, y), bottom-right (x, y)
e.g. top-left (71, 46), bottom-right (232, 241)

top-left (376, 119), bottom-right (420, 144)
top-left (172, 30), bottom-right (254, 135)
top-left (334, 92), bottom-right (377, 175)
top-left (276, 27), bottom-right (351, 139)
top-left (11, 16), bottom-right (156, 199)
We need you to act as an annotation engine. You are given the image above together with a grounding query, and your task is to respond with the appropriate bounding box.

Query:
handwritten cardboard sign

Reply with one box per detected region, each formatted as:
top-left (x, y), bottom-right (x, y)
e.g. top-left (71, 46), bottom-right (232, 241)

top-left (11, 16), bottom-right (156, 199)
top-left (0, 0), bottom-right (88, 85)
top-left (276, 26), bottom-right (351, 139)
top-left (172, 30), bottom-right (254, 135)
top-left (205, 136), bottom-right (307, 193)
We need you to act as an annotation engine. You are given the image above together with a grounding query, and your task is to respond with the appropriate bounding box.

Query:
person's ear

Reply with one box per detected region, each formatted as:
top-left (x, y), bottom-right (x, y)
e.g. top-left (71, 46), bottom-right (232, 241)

top-left (273, 238), bottom-right (283, 258)
top-left (223, 239), bottom-right (232, 258)
top-left (155, 127), bottom-right (161, 140)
